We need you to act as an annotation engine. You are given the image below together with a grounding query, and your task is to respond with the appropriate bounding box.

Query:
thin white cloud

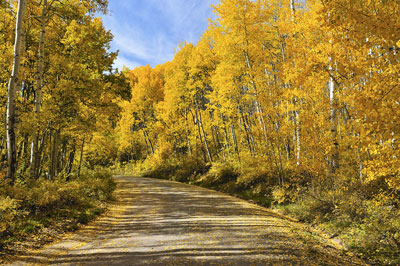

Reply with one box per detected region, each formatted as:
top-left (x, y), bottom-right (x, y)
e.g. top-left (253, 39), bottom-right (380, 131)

top-left (113, 30), bottom-right (151, 60)
top-left (102, 0), bottom-right (219, 69)
top-left (113, 55), bottom-right (141, 71)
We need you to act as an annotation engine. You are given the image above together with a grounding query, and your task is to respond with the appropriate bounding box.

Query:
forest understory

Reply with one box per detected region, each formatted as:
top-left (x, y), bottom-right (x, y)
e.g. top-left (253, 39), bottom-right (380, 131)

top-left (0, 169), bottom-right (115, 264)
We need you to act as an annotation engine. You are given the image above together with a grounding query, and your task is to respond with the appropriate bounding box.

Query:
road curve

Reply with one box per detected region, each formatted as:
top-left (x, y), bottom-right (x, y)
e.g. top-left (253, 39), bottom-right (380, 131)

top-left (6, 176), bottom-right (366, 266)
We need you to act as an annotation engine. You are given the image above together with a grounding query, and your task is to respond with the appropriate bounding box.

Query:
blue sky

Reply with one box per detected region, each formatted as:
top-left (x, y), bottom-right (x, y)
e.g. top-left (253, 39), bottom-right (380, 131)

top-left (101, 0), bottom-right (219, 70)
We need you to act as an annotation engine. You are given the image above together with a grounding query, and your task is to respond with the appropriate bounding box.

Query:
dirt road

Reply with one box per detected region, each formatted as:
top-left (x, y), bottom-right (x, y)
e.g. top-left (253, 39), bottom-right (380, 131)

top-left (5, 176), bottom-right (366, 266)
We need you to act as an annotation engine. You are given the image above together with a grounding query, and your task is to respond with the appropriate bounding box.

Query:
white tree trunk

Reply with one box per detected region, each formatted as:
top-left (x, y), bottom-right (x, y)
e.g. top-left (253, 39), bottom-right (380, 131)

top-left (295, 107), bottom-right (300, 165)
top-left (196, 101), bottom-right (212, 163)
top-left (329, 63), bottom-right (339, 174)
top-left (290, 0), bottom-right (296, 16)
top-left (31, 0), bottom-right (48, 178)
top-left (6, 0), bottom-right (27, 183)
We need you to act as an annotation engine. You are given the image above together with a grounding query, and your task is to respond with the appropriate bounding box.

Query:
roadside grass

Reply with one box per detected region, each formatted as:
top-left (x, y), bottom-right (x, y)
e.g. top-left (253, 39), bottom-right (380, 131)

top-left (0, 168), bottom-right (116, 263)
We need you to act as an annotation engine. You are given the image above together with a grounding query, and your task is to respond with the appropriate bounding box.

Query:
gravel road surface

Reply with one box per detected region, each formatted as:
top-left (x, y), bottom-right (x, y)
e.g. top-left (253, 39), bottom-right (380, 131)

top-left (5, 176), bottom-right (366, 266)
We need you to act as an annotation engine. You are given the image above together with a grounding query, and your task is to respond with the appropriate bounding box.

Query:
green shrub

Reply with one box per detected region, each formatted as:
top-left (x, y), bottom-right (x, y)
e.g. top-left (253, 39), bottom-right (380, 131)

top-left (173, 157), bottom-right (208, 182)
top-left (140, 155), bottom-right (178, 179)
top-left (343, 198), bottom-right (400, 266)
top-left (77, 212), bottom-right (91, 225)
top-left (22, 219), bottom-right (42, 234)
top-left (196, 161), bottom-right (238, 187)
top-left (278, 183), bottom-right (400, 266)
top-left (137, 155), bottom-right (209, 182)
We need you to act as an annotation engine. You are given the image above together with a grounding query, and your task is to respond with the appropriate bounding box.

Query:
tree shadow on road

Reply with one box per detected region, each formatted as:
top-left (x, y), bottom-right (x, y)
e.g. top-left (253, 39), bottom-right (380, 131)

top-left (7, 177), bottom-right (366, 266)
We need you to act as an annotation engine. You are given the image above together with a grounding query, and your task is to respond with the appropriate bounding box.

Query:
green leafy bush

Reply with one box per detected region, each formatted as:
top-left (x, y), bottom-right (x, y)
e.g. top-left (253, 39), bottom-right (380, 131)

top-left (173, 157), bottom-right (208, 182)
top-left (196, 161), bottom-right (238, 187)
top-left (342, 197), bottom-right (400, 266)
top-left (278, 183), bottom-right (400, 266)
top-left (133, 155), bottom-right (209, 182)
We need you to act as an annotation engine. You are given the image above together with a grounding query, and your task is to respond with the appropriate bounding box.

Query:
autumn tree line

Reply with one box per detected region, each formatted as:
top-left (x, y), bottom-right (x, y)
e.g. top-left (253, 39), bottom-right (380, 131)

top-left (0, 0), bottom-right (123, 248)
top-left (117, 0), bottom-right (399, 264)
top-left (0, 0), bottom-right (127, 184)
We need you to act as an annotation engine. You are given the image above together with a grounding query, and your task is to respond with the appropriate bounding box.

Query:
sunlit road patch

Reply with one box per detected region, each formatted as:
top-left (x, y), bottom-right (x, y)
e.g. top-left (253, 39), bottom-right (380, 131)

top-left (5, 176), bottom-right (366, 266)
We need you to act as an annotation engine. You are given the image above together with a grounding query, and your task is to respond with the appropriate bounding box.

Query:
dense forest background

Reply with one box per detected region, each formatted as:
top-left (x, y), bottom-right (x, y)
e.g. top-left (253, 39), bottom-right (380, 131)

top-left (1, 0), bottom-right (399, 265)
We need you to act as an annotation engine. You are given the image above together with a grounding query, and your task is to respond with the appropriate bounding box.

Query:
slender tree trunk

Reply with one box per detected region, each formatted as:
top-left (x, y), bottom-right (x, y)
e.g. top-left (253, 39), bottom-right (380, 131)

top-left (0, 137), bottom-right (5, 170)
top-left (142, 131), bottom-right (150, 156)
top-left (67, 147), bottom-right (75, 175)
top-left (240, 110), bottom-right (253, 154)
top-left (0, 137), bottom-right (4, 157)
top-left (36, 129), bottom-right (47, 179)
top-left (357, 143), bottom-right (363, 182)
top-left (184, 108), bottom-right (192, 155)
top-left (329, 64), bottom-right (339, 174)
top-left (290, 0), bottom-right (296, 17)
top-left (191, 109), bottom-right (205, 160)
top-left (31, 0), bottom-right (47, 179)
top-left (209, 114), bottom-right (221, 159)
top-left (143, 130), bottom-right (154, 155)
top-left (289, 0), bottom-right (300, 166)
top-left (213, 125), bottom-right (222, 153)
top-left (231, 124), bottom-right (240, 163)
top-left (244, 51), bottom-right (269, 144)
top-left (20, 135), bottom-right (29, 175)
top-left (255, 100), bottom-right (268, 142)
top-left (209, 113), bottom-right (218, 154)
top-left (240, 49), bottom-right (260, 156)
top-left (16, 138), bottom-right (24, 172)
top-left (214, 125), bottom-right (226, 161)
top-left (196, 101), bottom-right (212, 163)
top-left (244, 113), bottom-right (256, 153)
top-left (60, 141), bottom-right (66, 173)
top-left (77, 138), bottom-right (85, 177)
top-left (49, 129), bottom-right (59, 180)
top-left (54, 132), bottom-right (60, 177)
top-left (6, 0), bottom-right (27, 183)
top-left (284, 136), bottom-right (291, 161)
top-left (294, 104), bottom-right (300, 166)
top-left (221, 115), bottom-right (231, 158)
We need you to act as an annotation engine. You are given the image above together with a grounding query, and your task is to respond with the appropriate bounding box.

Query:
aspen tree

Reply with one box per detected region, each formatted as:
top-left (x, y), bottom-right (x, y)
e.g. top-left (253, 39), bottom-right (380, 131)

top-left (6, 0), bottom-right (26, 183)
top-left (31, 0), bottom-right (48, 179)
